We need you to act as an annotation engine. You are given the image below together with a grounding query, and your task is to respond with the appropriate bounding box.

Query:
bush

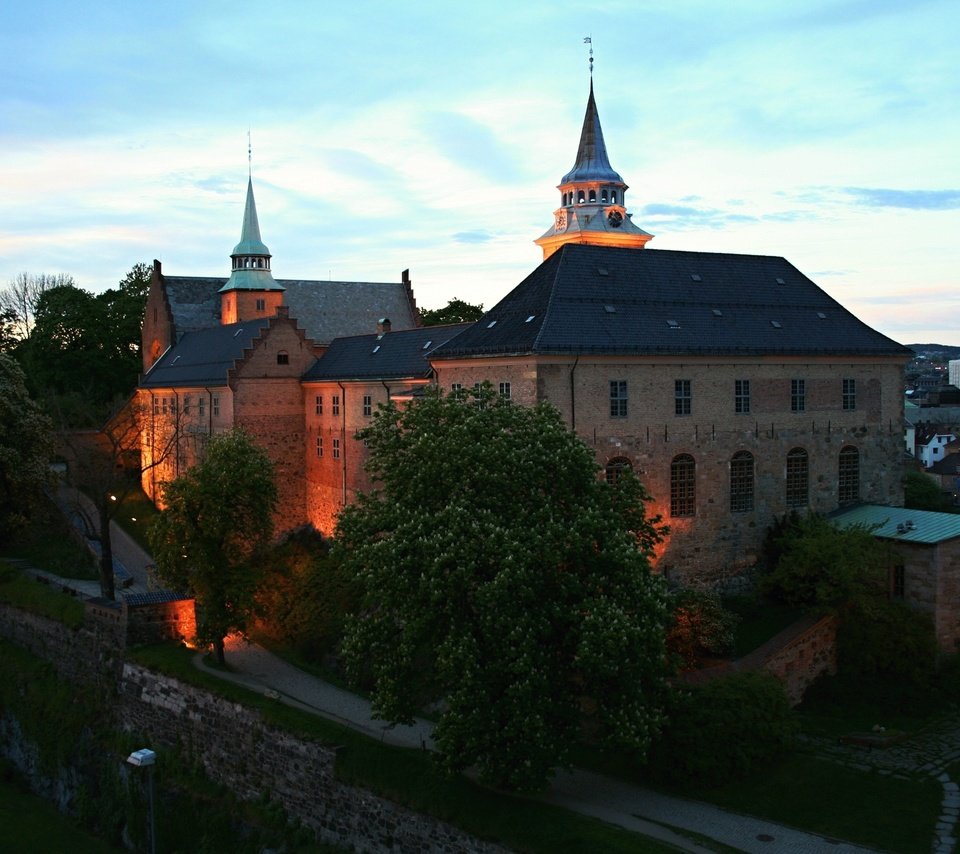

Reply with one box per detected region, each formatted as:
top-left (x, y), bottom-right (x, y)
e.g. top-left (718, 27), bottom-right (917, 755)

top-left (839, 599), bottom-right (938, 685)
top-left (665, 588), bottom-right (739, 668)
top-left (257, 526), bottom-right (360, 661)
top-left (646, 672), bottom-right (798, 787)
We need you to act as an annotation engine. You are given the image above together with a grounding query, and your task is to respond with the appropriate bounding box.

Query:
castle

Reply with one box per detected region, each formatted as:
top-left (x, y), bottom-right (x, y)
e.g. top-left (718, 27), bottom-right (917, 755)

top-left (139, 80), bottom-right (910, 587)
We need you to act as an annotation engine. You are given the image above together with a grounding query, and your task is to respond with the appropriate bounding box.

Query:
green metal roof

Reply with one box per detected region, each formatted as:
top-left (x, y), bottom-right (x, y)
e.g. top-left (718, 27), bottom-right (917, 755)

top-left (220, 176), bottom-right (282, 293)
top-left (231, 177), bottom-right (270, 258)
top-left (831, 504), bottom-right (960, 545)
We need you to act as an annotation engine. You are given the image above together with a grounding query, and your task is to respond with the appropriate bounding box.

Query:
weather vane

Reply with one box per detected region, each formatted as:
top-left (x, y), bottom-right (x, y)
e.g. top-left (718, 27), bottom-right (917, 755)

top-left (584, 36), bottom-right (593, 78)
top-left (247, 130), bottom-right (252, 179)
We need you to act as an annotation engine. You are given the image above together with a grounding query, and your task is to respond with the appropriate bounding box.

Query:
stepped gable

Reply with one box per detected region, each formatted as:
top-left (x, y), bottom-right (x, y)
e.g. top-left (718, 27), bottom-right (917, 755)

top-left (141, 318), bottom-right (271, 387)
top-left (305, 323), bottom-right (472, 381)
top-left (432, 243), bottom-right (912, 359)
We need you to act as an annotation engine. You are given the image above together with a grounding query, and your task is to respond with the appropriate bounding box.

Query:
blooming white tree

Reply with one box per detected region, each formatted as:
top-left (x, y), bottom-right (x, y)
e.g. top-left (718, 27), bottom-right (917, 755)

top-left (337, 384), bottom-right (670, 791)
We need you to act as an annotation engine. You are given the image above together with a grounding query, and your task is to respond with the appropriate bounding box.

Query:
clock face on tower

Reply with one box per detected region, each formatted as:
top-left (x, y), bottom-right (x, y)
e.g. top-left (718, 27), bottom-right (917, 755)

top-left (607, 210), bottom-right (624, 228)
top-left (555, 211), bottom-right (567, 231)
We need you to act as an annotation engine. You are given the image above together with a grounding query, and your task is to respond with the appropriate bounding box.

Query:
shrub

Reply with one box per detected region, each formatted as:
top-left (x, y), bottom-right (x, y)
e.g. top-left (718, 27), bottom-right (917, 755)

top-left (257, 526), bottom-right (360, 661)
top-left (839, 599), bottom-right (938, 686)
top-left (665, 588), bottom-right (739, 668)
top-left (646, 672), bottom-right (798, 787)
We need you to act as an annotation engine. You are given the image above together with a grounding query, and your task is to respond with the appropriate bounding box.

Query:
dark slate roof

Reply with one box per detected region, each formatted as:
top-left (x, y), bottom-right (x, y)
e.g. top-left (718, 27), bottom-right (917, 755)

top-left (163, 275), bottom-right (417, 344)
top-left (929, 452), bottom-right (960, 475)
top-left (141, 318), bottom-right (270, 388)
top-left (431, 244), bottom-right (911, 359)
top-left (304, 323), bottom-right (472, 382)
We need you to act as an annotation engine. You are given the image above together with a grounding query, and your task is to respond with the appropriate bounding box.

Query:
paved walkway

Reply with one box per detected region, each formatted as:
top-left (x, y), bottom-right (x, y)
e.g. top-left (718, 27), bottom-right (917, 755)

top-left (200, 636), bottom-right (878, 854)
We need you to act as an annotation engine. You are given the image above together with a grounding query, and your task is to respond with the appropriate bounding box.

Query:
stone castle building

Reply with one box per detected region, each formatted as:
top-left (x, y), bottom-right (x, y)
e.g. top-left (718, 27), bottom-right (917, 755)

top-left (139, 80), bottom-right (911, 587)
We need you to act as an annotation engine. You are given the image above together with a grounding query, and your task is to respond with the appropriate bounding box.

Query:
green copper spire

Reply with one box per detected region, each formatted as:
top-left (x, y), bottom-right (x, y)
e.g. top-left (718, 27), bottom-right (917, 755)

top-left (220, 177), bottom-right (284, 293)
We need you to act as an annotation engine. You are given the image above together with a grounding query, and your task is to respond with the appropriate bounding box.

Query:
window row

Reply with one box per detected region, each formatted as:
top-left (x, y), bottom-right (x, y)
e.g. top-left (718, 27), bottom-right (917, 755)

top-left (152, 395), bottom-right (220, 417)
top-left (449, 382), bottom-right (512, 400)
top-left (605, 446), bottom-right (861, 518)
top-left (609, 378), bottom-right (858, 417)
top-left (312, 394), bottom-right (377, 418)
top-left (315, 436), bottom-right (341, 459)
top-left (562, 188), bottom-right (619, 206)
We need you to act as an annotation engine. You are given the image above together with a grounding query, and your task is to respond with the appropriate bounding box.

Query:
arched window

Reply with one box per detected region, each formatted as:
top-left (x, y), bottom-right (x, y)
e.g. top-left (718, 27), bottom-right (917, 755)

top-left (671, 454), bottom-right (696, 517)
top-left (589, 189), bottom-right (597, 202)
top-left (611, 191), bottom-right (617, 204)
top-left (786, 448), bottom-right (809, 508)
top-left (601, 189), bottom-right (608, 202)
top-left (605, 457), bottom-right (632, 485)
top-left (838, 446), bottom-right (860, 505)
top-left (563, 192), bottom-right (569, 206)
top-left (578, 191), bottom-right (585, 204)
top-left (730, 451), bottom-right (754, 513)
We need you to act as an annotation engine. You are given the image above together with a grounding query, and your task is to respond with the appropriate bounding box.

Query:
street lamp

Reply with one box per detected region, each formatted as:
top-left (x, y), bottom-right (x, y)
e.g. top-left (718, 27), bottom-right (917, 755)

top-left (126, 748), bottom-right (156, 854)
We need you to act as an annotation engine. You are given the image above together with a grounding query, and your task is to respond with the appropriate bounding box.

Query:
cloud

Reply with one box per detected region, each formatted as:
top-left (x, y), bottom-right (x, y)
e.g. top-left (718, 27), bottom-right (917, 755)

top-left (843, 188), bottom-right (960, 210)
top-left (421, 111), bottom-right (520, 183)
top-left (452, 231), bottom-right (494, 244)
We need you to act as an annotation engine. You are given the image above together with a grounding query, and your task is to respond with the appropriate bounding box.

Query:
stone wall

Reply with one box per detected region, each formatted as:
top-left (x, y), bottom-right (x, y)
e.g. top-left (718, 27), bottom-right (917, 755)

top-left (676, 614), bottom-right (837, 706)
top-left (0, 603), bottom-right (504, 853)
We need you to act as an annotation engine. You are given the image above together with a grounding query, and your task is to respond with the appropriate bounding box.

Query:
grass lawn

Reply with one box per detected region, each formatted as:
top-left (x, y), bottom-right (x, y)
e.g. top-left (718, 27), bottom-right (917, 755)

top-left (0, 560), bottom-right (85, 627)
top-left (724, 594), bottom-right (804, 656)
top-left (0, 764), bottom-right (120, 853)
top-left (109, 487), bottom-right (160, 553)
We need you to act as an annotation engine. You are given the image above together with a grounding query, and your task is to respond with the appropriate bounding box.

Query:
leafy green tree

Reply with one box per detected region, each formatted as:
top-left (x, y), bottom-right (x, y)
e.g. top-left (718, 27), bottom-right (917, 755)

top-left (904, 470), bottom-right (956, 513)
top-left (418, 297), bottom-right (484, 326)
top-left (149, 430), bottom-right (277, 664)
top-left (337, 385), bottom-right (670, 791)
top-left (0, 272), bottom-right (74, 341)
top-left (760, 513), bottom-right (889, 610)
top-left (666, 588), bottom-right (739, 669)
top-left (0, 354), bottom-right (54, 542)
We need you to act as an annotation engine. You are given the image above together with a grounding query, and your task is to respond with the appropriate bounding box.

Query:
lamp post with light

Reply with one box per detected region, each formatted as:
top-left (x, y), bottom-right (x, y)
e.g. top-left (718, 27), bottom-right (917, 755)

top-left (126, 748), bottom-right (156, 854)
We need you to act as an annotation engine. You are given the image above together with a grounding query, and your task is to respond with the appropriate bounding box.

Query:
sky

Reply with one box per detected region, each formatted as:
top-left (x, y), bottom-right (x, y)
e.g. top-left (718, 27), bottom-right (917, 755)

top-left (1, 0), bottom-right (958, 344)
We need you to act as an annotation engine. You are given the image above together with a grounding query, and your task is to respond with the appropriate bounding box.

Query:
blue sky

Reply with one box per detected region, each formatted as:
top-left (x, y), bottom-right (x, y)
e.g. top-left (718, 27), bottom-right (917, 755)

top-left (2, 0), bottom-right (958, 343)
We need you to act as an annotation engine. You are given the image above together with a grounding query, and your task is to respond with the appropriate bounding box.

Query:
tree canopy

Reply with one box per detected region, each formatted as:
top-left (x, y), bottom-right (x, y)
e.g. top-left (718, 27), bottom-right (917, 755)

top-left (418, 297), bottom-right (484, 326)
top-left (904, 470), bottom-right (957, 513)
top-left (336, 385), bottom-right (669, 790)
top-left (0, 354), bottom-right (54, 542)
top-left (149, 430), bottom-right (278, 663)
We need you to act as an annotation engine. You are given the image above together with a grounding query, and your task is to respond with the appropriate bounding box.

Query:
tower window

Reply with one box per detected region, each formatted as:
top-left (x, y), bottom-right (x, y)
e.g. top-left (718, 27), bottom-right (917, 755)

top-left (589, 189), bottom-right (596, 202)
top-left (601, 190), bottom-right (608, 202)
top-left (611, 191), bottom-right (617, 203)
top-left (671, 454), bottom-right (696, 517)
top-left (730, 451), bottom-right (755, 513)
top-left (786, 447), bottom-right (809, 508)
top-left (578, 192), bottom-right (585, 203)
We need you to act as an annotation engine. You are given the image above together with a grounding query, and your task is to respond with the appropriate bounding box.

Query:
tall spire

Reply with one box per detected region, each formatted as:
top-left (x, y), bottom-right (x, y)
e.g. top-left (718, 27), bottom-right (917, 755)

top-left (535, 65), bottom-right (652, 259)
top-left (220, 175), bottom-right (283, 294)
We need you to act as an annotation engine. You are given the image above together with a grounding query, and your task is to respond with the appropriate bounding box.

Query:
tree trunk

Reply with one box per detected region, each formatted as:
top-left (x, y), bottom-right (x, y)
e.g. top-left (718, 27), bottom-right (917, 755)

top-left (98, 499), bottom-right (115, 601)
top-left (213, 637), bottom-right (226, 666)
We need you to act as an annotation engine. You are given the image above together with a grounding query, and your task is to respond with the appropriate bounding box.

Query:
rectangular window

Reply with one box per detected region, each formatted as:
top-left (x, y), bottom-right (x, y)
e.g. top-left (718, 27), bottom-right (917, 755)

top-left (791, 379), bottom-right (805, 412)
top-left (332, 395), bottom-right (340, 416)
top-left (162, 397), bottom-right (169, 415)
top-left (316, 436), bottom-right (323, 458)
top-left (609, 380), bottom-right (628, 418)
top-left (276, 352), bottom-right (289, 365)
top-left (256, 298), bottom-right (265, 311)
top-left (363, 394), bottom-right (372, 417)
top-left (451, 383), bottom-right (462, 394)
top-left (198, 397), bottom-right (206, 417)
top-left (842, 378), bottom-right (856, 411)
top-left (183, 396), bottom-right (191, 414)
top-left (675, 379), bottom-right (691, 416)
top-left (153, 397), bottom-right (160, 416)
top-left (212, 396), bottom-right (220, 417)
top-left (332, 438), bottom-right (341, 459)
top-left (315, 395), bottom-right (323, 415)
top-left (735, 379), bottom-right (750, 414)
top-left (499, 382), bottom-right (511, 400)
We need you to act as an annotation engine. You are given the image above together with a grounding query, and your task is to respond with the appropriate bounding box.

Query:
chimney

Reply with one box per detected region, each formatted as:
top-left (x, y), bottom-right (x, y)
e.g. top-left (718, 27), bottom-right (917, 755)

top-left (377, 317), bottom-right (391, 334)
